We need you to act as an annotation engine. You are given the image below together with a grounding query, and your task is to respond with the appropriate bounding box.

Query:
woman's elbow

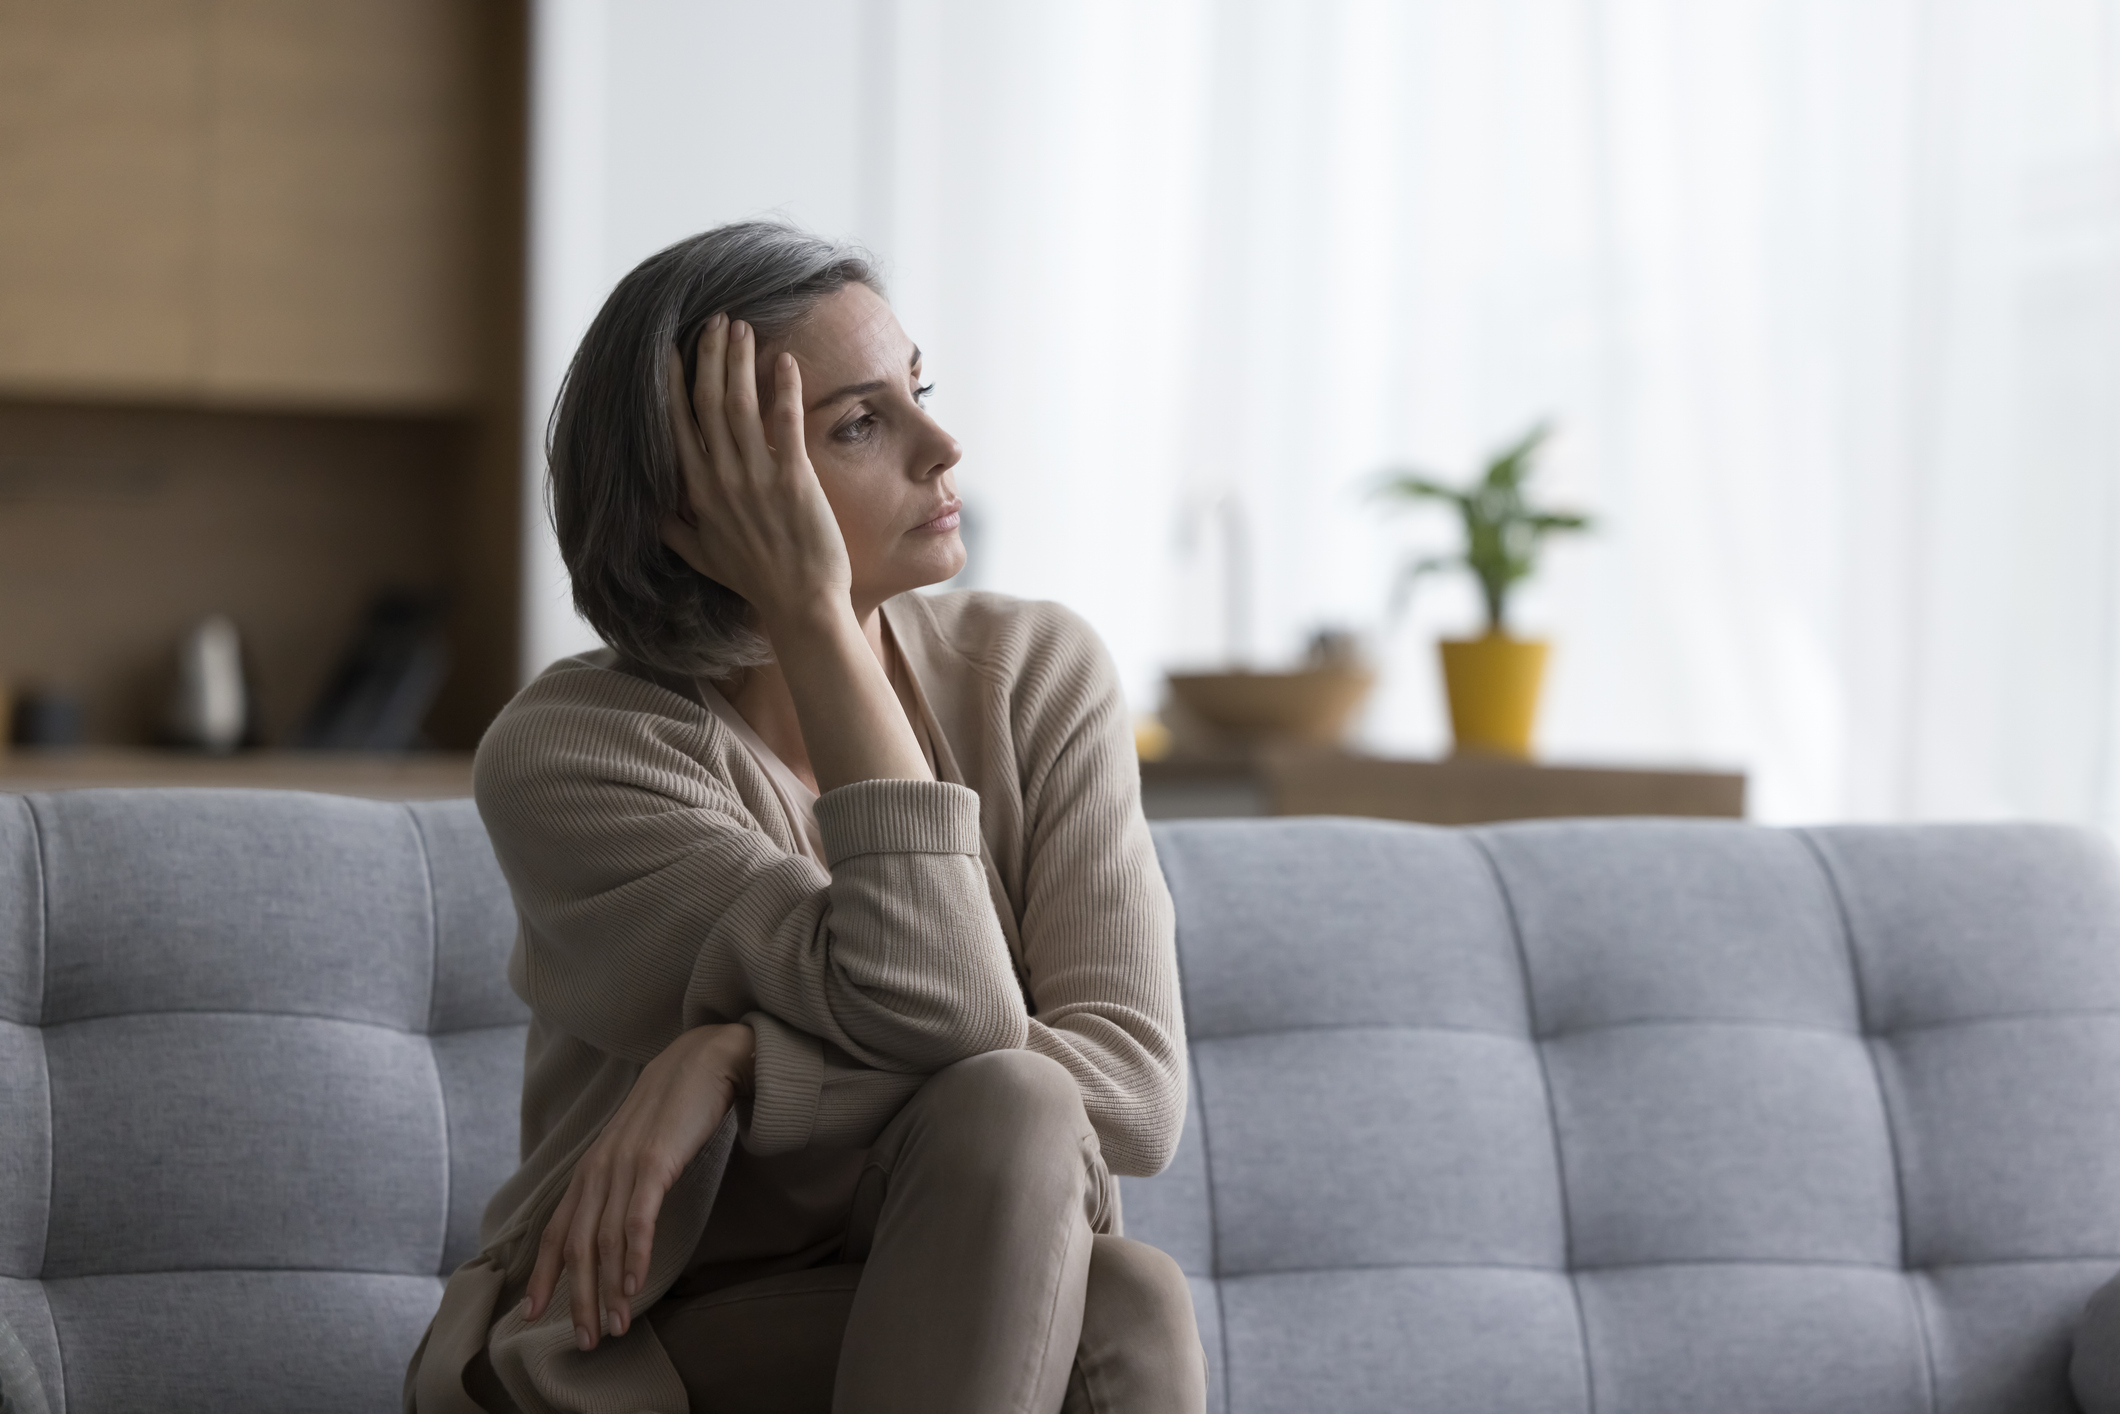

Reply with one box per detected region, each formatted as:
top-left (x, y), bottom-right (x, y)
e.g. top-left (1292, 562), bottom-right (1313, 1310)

top-left (840, 979), bottom-right (1028, 1071)
top-left (1103, 1069), bottom-right (1190, 1178)
top-left (1105, 1121), bottom-right (1182, 1179)
top-left (928, 993), bottom-right (1030, 1066)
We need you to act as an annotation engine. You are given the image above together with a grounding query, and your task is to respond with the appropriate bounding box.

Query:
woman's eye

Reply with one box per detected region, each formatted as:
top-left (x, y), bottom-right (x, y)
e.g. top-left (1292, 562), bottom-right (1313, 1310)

top-left (835, 412), bottom-right (878, 443)
top-left (914, 382), bottom-right (935, 406)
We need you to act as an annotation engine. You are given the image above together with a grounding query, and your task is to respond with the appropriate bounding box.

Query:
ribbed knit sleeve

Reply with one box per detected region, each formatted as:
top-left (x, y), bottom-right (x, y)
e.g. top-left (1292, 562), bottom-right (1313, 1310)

top-left (728, 604), bottom-right (1188, 1172)
top-left (743, 1011), bottom-right (927, 1153)
top-left (473, 666), bottom-right (1027, 1140)
top-left (418, 612), bottom-right (1184, 1414)
top-left (1008, 608), bottom-right (1187, 1177)
top-left (815, 777), bottom-right (981, 860)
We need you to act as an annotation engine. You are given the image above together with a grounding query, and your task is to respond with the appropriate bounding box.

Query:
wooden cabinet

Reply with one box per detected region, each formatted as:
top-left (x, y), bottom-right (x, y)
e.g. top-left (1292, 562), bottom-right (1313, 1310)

top-left (0, 0), bottom-right (492, 409)
top-left (201, 0), bottom-right (488, 405)
top-left (0, 0), bottom-right (204, 395)
top-left (0, 1), bottom-right (524, 751)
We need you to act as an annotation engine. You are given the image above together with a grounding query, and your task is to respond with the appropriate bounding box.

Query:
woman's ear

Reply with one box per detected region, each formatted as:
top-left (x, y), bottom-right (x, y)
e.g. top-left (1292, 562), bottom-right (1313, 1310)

top-left (660, 514), bottom-right (709, 576)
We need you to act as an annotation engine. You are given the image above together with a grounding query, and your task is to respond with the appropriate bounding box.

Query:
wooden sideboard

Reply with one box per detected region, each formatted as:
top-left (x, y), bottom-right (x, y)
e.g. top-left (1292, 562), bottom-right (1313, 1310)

top-left (0, 747), bottom-right (475, 801)
top-left (1141, 751), bottom-right (1746, 824)
top-left (3, 746), bottom-right (1745, 821)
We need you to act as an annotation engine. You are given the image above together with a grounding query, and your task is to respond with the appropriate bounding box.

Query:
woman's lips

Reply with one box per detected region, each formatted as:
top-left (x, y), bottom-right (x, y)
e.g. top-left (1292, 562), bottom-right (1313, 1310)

top-left (914, 500), bottom-right (962, 533)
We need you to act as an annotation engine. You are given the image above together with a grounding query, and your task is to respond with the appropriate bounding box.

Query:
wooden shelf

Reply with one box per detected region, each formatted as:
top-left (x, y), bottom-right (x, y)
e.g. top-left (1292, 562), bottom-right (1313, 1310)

top-left (1142, 750), bottom-right (1746, 825)
top-left (10, 747), bottom-right (1746, 819)
top-left (0, 747), bottom-right (474, 801)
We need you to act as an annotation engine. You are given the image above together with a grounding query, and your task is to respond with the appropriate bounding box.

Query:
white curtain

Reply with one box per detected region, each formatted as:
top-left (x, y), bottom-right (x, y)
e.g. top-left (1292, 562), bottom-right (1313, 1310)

top-left (531, 0), bottom-right (2120, 827)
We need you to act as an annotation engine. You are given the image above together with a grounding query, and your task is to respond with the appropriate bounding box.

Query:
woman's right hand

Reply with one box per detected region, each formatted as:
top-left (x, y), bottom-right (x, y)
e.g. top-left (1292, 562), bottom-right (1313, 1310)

top-left (661, 313), bottom-right (852, 631)
top-left (521, 1021), bottom-right (755, 1350)
top-left (662, 313), bottom-right (932, 793)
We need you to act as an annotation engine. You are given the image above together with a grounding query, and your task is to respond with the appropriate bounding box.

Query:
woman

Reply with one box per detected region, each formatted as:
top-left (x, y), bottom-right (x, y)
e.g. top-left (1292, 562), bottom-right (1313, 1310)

top-left (405, 221), bottom-right (1202, 1414)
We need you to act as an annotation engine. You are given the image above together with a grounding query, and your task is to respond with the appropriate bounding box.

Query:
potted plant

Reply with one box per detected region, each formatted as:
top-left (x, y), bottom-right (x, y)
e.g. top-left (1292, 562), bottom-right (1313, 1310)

top-left (1374, 422), bottom-right (1591, 758)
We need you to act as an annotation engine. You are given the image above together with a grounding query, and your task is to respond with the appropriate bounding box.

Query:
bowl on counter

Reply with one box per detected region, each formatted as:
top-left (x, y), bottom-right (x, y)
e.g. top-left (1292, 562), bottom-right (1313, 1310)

top-left (1163, 665), bottom-right (1375, 748)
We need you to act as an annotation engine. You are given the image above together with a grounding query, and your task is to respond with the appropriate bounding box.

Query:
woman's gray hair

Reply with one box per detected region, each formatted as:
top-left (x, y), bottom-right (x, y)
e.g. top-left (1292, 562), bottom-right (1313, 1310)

top-left (548, 219), bottom-right (882, 679)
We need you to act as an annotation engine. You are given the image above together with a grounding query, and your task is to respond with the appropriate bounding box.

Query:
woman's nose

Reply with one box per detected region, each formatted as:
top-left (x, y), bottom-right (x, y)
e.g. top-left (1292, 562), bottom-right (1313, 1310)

top-left (920, 417), bottom-right (963, 478)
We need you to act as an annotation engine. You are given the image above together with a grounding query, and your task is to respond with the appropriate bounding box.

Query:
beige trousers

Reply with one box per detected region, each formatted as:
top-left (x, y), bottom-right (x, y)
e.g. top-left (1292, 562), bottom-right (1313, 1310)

top-left (646, 1050), bottom-right (1207, 1414)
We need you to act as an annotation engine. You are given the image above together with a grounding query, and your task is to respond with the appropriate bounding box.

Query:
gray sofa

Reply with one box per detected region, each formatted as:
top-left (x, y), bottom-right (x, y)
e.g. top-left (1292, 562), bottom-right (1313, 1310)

top-left (3, 788), bottom-right (2120, 1413)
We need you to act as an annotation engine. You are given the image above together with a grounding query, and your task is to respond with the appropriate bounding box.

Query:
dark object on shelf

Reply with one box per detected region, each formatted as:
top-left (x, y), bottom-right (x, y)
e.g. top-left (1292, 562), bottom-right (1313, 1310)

top-left (10, 689), bottom-right (86, 747)
top-left (293, 592), bottom-right (450, 750)
top-left (163, 614), bottom-right (253, 754)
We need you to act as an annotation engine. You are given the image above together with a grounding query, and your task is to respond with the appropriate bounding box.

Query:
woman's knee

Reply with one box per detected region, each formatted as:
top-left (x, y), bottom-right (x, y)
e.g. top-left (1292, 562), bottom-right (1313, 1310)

top-left (923, 1048), bottom-right (1084, 1128)
top-left (1073, 1237), bottom-right (1208, 1412)
top-left (1085, 1236), bottom-right (1196, 1340)
top-left (910, 1049), bottom-right (1090, 1175)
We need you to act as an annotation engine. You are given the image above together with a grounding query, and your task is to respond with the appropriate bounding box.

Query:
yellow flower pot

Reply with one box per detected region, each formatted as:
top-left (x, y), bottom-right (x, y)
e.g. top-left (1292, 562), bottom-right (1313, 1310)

top-left (1439, 634), bottom-right (1549, 759)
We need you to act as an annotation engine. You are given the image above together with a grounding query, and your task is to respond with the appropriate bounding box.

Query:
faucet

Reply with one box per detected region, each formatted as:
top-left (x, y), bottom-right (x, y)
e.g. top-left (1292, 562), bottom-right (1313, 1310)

top-left (1178, 490), bottom-right (1254, 669)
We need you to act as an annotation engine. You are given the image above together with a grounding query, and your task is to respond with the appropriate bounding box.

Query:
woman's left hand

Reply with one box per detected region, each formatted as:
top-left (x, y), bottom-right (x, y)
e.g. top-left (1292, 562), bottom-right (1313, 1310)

top-left (520, 1022), bottom-right (756, 1349)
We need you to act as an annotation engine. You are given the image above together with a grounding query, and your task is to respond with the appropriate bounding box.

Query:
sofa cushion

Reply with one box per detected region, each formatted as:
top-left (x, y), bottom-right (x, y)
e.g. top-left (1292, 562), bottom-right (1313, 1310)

top-left (0, 790), bottom-right (529, 1414)
top-left (1128, 816), bottom-right (2120, 1414)
top-left (40, 1013), bottom-right (448, 1279)
top-left (6, 792), bottom-right (2118, 1414)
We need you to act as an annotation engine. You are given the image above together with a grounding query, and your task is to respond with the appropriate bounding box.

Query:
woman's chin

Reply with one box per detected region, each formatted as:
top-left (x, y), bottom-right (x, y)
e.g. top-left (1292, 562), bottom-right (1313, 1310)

top-left (905, 540), bottom-right (969, 590)
top-left (862, 541), bottom-right (968, 603)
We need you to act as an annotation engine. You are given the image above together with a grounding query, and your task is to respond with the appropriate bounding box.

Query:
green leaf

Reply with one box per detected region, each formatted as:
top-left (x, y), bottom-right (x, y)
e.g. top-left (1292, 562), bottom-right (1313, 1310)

top-left (1371, 471), bottom-right (1468, 506)
top-left (1486, 421), bottom-right (1553, 478)
top-left (1368, 418), bottom-right (1588, 631)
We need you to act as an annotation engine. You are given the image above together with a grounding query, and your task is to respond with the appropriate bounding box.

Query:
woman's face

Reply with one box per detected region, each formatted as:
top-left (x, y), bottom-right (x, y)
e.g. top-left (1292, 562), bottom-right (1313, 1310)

top-left (765, 284), bottom-right (965, 611)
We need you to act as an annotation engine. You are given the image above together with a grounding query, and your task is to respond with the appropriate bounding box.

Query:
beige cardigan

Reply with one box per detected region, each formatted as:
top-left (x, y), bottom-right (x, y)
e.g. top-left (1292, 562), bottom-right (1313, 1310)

top-left (406, 590), bottom-right (1185, 1414)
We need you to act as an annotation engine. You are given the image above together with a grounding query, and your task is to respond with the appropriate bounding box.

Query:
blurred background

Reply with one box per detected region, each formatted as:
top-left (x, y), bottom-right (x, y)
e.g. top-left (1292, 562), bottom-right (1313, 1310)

top-left (3, 0), bottom-right (2118, 831)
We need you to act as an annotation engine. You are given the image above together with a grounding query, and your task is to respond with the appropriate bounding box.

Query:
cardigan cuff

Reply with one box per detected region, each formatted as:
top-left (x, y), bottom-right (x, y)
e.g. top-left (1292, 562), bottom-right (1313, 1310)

top-left (739, 1011), bottom-right (823, 1156)
top-left (814, 778), bottom-right (982, 866)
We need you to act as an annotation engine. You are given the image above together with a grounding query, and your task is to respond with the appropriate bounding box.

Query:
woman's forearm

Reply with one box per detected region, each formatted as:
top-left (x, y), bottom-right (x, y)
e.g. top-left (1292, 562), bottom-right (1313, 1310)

top-left (764, 600), bottom-right (931, 792)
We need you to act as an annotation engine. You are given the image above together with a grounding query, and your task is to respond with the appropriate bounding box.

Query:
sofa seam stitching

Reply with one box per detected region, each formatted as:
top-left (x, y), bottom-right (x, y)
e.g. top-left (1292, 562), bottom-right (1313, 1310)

top-left (1864, 1007), bottom-right (2120, 1037)
top-left (33, 1250), bottom-right (2103, 1286)
top-left (32, 1287), bottom-right (66, 1414)
top-left (34, 1009), bottom-right (521, 1038)
top-left (22, 798), bottom-right (48, 1033)
top-left (24, 797), bottom-right (67, 1412)
top-left (36, 1266), bottom-right (460, 1284)
top-left (403, 804), bottom-right (453, 1278)
top-left (1188, 1008), bottom-right (2120, 1049)
top-left (1472, 831), bottom-right (1595, 1414)
top-left (406, 803), bottom-right (442, 1038)
top-left (1797, 828), bottom-right (1938, 1414)
top-left (1208, 1252), bottom-right (2120, 1281)
top-left (42, 1003), bottom-right (2085, 1046)
top-left (1194, 1056), bottom-right (1232, 1414)
top-left (25, 799), bottom-right (52, 1287)
top-left (1159, 843), bottom-right (1233, 1414)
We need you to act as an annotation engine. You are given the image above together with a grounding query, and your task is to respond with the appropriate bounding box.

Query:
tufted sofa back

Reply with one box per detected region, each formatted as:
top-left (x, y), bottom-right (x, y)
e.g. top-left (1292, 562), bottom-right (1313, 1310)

top-left (5, 794), bottom-right (2120, 1414)
top-left (0, 790), bottom-right (527, 1414)
top-left (1124, 817), bottom-right (2120, 1414)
